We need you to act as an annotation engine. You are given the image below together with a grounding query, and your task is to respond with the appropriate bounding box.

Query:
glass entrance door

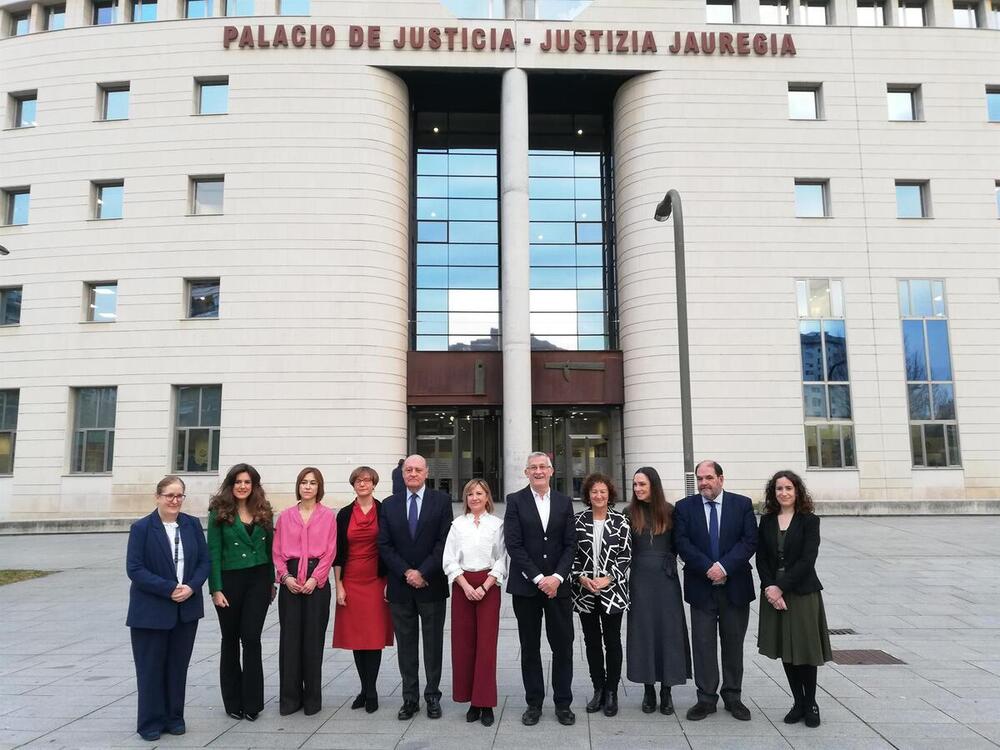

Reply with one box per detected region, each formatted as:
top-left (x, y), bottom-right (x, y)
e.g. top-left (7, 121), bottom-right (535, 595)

top-left (533, 408), bottom-right (622, 499)
top-left (410, 408), bottom-right (500, 501)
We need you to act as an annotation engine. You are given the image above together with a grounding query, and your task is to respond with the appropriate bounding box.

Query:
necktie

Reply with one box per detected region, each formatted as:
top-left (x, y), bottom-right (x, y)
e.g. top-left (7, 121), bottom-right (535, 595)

top-left (708, 500), bottom-right (720, 561)
top-left (408, 494), bottom-right (419, 538)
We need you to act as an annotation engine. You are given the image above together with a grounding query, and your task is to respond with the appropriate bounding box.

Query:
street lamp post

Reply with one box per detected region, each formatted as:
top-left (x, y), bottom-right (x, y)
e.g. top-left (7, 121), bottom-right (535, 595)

top-left (654, 190), bottom-right (695, 497)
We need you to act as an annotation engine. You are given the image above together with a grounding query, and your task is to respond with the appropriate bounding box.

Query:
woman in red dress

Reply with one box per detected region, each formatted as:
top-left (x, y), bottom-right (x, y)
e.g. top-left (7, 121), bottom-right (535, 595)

top-left (332, 465), bottom-right (394, 713)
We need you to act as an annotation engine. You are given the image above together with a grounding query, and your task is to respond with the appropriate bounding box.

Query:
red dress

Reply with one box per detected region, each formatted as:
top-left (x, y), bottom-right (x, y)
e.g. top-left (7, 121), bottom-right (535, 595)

top-left (332, 502), bottom-right (394, 649)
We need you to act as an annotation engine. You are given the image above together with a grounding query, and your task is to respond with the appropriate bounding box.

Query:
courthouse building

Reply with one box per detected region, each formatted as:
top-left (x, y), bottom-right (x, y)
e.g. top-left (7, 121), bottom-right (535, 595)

top-left (0, 0), bottom-right (998, 519)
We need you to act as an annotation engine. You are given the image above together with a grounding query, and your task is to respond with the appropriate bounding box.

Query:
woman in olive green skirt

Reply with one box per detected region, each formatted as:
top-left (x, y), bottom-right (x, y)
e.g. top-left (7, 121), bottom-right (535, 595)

top-left (755, 470), bottom-right (832, 728)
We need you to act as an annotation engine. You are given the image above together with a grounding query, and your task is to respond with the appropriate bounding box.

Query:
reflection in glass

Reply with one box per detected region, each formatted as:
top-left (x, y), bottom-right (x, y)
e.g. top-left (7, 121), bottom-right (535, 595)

top-left (800, 321), bottom-right (823, 381)
top-left (946, 424), bottom-right (961, 465)
top-left (531, 246), bottom-right (577, 266)
top-left (902, 320), bottom-right (927, 380)
top-left (759, 0), bottom-right (789, 23)
top-left (198, 82), bottom-right (229, 114)
top-left (923, 423), bottom-right (946, 466)
top-left (706, 0), bottom-right (735, 22)
top-left (907, 384), bottom-right (931, 419)
top-left (896, 183), bottom-right (925, 218)
top-left (795, 182), bottom-right (826, 217)
top-left (931, 383), bottom-right (955, 420)
top-left (88, 283), bottom-right (118, 322)
top-left (449, 266), bottom-right (497, 288)
top-left (788, 89), bottom-right (818, 119)
top-left (97, 184), bottom-right (124, 219)
top-left (818, 425), bottom-right (843, 468)
top-left (104, 89), bottom-right (129, 120)
top-left (887, 90), bottom-right (915, 121)
top-left (926, 319), bottom-right (952, 380)
top-left (803, 385), bottom-right (827, 418)
top-left (910, 425), bottom-right (924, 466)
top-left (194, 179), bottom-right (224, 215)
top-left (450, 221), bottom-right (497, 243)
top-left (189, 279), bottom-right (219, 318)
top-left (828, 384), bottom-right (851, 418)
top-left (530, 199), bottom-right (575, 221)
top-left (279, 0), bottom-right (309, 14)
top-left (823, 320), bottom-right (848, 380)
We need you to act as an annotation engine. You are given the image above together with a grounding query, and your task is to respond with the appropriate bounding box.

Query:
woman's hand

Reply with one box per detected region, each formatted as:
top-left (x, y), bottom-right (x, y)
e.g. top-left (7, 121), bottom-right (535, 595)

top-left (336, 586), bottom-right (347, 606)
top-left (592, 576), bottom-right (611, 591)
top-left (301, 577), bottom-right (317, 595)
top-left (462, 581), bottom-right (484, 601)
top-left (284, 576), bottom-right (303, 594)
top-left (764, 585), bottom-right (784, 608)
top-left (773, 596), bottom-right (788, 611)
top-left (212, 591), bottom-right (229, 608)
top-left (578, 576), bottom-right (596, 593)
top-left (171, 584), bottom-right (193, 602)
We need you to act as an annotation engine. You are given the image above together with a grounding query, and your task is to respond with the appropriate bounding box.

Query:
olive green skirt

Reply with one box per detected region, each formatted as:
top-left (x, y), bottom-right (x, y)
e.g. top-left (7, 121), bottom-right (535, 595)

top-left (757, 590), bottom-right (833, 666)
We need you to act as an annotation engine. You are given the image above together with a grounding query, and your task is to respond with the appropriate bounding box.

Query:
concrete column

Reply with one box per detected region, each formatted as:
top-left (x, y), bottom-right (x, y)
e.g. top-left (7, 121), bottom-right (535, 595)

top-left (500, 67), bottom-right (532, 498)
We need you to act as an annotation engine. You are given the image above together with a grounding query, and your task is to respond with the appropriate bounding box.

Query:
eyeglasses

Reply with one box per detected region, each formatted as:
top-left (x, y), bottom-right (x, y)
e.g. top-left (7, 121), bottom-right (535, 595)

top-left (353, 477), bottom-right (374, 485)
top-left (159, 493), bottom-right (186, 501)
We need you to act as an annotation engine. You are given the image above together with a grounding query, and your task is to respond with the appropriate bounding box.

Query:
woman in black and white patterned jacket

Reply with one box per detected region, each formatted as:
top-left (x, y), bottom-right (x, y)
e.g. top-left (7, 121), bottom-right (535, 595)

top-left (571, 472), bottom-right (632, 718)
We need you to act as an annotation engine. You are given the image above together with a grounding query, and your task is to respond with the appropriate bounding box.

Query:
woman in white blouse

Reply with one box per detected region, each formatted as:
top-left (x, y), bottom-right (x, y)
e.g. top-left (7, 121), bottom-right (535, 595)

top-left (442, 479), bottom-right (507, 727)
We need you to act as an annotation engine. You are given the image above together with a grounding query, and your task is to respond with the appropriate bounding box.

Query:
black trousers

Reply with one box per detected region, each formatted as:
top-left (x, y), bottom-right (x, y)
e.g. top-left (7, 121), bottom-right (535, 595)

top-left (512, 593), bottom-right (574, 709)
top-left (389, 598), bottom-right (446, 704)
top-left (353, 649), bottom-right (382, 698)
top-left (131, 620), bottom-right (198, 737)
top-left (578, 610), bottom-right (623, 691)
top-left (278, 576), bottom-right (331, 715)
top-left (690, 587), bottom-right (750, 705)
top-left (215, 564), bottom-right (271, 715)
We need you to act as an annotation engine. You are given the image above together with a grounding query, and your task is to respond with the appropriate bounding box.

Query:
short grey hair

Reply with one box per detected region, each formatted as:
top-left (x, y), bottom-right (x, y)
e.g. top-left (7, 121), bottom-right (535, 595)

top-left (525, 451), bottom-right (552, 469)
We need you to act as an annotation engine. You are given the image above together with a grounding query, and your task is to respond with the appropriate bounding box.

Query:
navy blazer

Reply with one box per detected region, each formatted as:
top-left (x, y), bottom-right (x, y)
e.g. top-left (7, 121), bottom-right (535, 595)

top-left (674, 491), bottom-right (758, 609)
top-left (503, 486), bottom-right (576, 598)
top-left (377, 487), bottom-right (453, 604)
top-left (126, 510), bottom-right (210, 629)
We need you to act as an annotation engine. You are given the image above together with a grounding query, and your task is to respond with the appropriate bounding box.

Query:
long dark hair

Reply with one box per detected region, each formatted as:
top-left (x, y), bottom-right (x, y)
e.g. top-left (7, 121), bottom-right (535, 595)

top-left (762, 469), bottom-right (815, 515)
top-left (628, 466), bottom-right (673, 536)
top-left (209, 463), bottom-right (274, 531)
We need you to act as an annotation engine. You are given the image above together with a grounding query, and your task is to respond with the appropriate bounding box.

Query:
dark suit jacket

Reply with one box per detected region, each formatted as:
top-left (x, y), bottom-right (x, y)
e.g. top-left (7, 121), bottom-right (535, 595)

top-left (570, 508), bottom-right (631, 614)
top-left (755, 512), bottom-right (823, 595)
top-left (504, 486), bottom-right (576, 598)
top-left (674, 490), bottom-right (758, 609)
top-left (377, 487), bottom-right (453, 604)
top-left (333, 499), bottom-right (387, 578)
top-left (126, 510), bottom-right (210, 629)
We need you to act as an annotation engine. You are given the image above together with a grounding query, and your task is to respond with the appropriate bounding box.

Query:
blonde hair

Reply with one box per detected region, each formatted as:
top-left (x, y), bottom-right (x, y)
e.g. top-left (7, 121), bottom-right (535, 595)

top-left (461, 479), bottom-right (494, 515)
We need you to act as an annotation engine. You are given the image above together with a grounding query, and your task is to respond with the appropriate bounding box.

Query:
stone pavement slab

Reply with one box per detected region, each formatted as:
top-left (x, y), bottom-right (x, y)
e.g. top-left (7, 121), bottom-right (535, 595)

top-left (1, 516), bottom-right (999, 749)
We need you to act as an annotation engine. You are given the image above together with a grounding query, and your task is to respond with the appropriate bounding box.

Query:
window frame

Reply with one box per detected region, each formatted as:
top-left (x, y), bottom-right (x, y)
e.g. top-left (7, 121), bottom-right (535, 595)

top-left (173, 384), bottom-right (222, 473)
top-left (0, 286), bottom-right (22, 326)
top-left (897, 0), bottom-right (928, 25)
top-left (788, 83), bottom-right (822, 120)
top-left (98, 82), bottom-right (130, 121)
top-left (794, 179), bottom-right (830, 218)
top-left (184, 0), bottom-right (212, 17)
top-left (130, 0), bottom-right (157, 21)
top-left (195, 76), bottom-right (230, 115)
top-left (856, 0), bottom-right (887, 24)
top-left (91, 0), bottom-right (119, 25)
top-left (92, 180), bottom-right (125, 220)
top-left (45, 3), bottom-right (67, 29)
top-left (84, 281), bottom-right (119, 322)
top-left (887, 85), bottom-right (922, 122)
top-left (952, 0), bottom-right (981, 26)
top-left (186, 278), bottom-right (220, 319)
top-left (11, 91), bottom-right (38, 128)
top-left (190, 175), bottom-right (225, 215)
top-left (759, 0), bottom-right (791, 23)
top-left (706, 0), bottom-right (737, 23)
top-left (0, 389), bottom-right (18, 475)
top-left (71, 386), bottom-right (117, 474)
top-left (3, 187), bottom-right (30, 226)
top-left (800, 0), bottom-right (831, 23)
top-left (988, 87), bottom-right (1000, 123)
top-left (10, 9), bottom-right (31, 35)
top-left (895, 180), bottom-right (931, 219)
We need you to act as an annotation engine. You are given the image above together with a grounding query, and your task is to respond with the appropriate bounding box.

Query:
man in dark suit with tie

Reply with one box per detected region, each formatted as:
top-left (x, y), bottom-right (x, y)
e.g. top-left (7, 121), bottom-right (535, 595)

top-left (504, 451), bottom-right (577, 726)
top-left (377, 454), bottom-right (454, 720)
top-left (674, 460), bottom-right (758, 722)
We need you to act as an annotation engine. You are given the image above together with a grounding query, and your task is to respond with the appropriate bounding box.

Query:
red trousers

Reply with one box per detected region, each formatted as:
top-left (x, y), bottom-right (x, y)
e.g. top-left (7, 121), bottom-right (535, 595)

top-left (450, 570), bottom-right (500, 707)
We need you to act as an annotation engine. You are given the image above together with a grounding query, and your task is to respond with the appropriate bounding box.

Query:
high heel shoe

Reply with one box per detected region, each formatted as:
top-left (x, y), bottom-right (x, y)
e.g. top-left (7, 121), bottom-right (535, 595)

top-left (641, 684), bottom-right (657, 713)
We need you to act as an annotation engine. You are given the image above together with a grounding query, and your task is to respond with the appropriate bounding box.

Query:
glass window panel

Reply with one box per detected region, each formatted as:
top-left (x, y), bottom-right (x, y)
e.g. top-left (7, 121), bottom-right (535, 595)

top-left (989, 91), bottom-right (1000, 122)
top-left (417, 266), bottom-right (448, 288)
top-left (576, 200), bottom-right (601, 221)
top-left (909, 279), bottom-right (932, 316)
top-left (529, 154), bottom-right (575, 177)
top-left (828, 384), bottom-right (852, 419)
top-left (574, 178), bottom-right (601, 199)
top-left (17, 98), bottom-right (37, 127)
top-left (530, 200), bottom-right (575, 221)
top-left (898, 0), bottom-right (926, 25)
top-left (902, 319), bottom-right (927, 380)
top-left (707, 0), bottom-right (735, 22)
top-left (76, 389), bottom-right (99, 428)
top-left (574, 155), bottom-right (601, 177)
top-left (184, 428), bottom-right (211, 472)
top-left (279, 0), bottom-right (308, 13)
top-left (531, 267), bottom-right (576, 289)
top-left (449, 244), bottom-right (497, 266)
top-left (803, 384), bottom-right (827, 418)
top-left (529, 177), bottom-right (575, 199)
top-left (887, 90), bottom-right (915, 121)
top-left (9, 192), bottom-right (30, 225)
top-left (896, 183), bottom-right (924, 217)
top-left (533, 335), bottom-right (577, 350)
top-left (577, 290), bottom-right (604, 312)
top-left (858, 0), bottom-right (886, 23)
top-left (795, 182), bottom-right (826, 217)
top-left (417, 176), bottom-right (448, 197)
top-left (531, 289), bottom-right (576, 312)
top-left (898, 280), bottom-right (911, 316)
top-left (818, 424), bottom-right (843, 467)
top-left (104, 89), bottom-right (129, 120)
top-left (417, 198), bottom-right (448, 220)
top-left (132, 0), bottom-right (157, 21)
top-left (93, 0), bottom-right (117, 24)
top-left (926, 319), bottom-right (952, 380)
top-left (805, 425), bottom-right (820, 466)
top-left (531, 245), bottom-right (577, 266)
top-left (578, 335), bottom-right (607, 350)
top-left (417, 221), bottom-right (447, 242)
top-left (796, 280), bottom-right (809, 317)
top-left (931, 383), bottom-right (955, 420)
top-left (417, 243), bottom-right (448, 265)
top-left (576, 245), bottom-right (602, 266)
top-left (186, 0), bottom-right (211, 16)
top-left (946, 424), bottom-right (961, 465)
top-left (788, 89), bottom-right (818, 119)
top-left (759, 0), bottom-right (789, 22)
top-left (417, 152), bottom-right (448, 175)
top-left (907, 383), bottom-right (931, 419)
top-left (578, 313), bottom-right (605, 335)
top-left (801, 0), bottom-right (828, 24)
top-left (450, 221), bottom-right (497, 243)
top-left (83, 431), bottom-right (108, 472)
top-left (931, 280), bottom-right (945, 316)
top-left (449, 266), bottom-right (497, 289)
top-left (225, 0), bottom-right (253, 14)
top-left (98, 388), bottom-right (117, 428)
top-left (843, 425), bottom-right (856, 467)
top-left (531, 222), bottom-right (575, 244)
top-left (530, 313), bottom-right (577, 334)
top-left (823, 319), bottom-right (848, 380)
top-left (910, 424), bottom-right (925, 466)
top-left (201, 385), bottom-right (221, 425)
top-left (89, 283), bottom-right (118, 322)
top-left (176, 386), bottom-right (200, 427)
top-left (449, 333), bottom-right (499, 350)
top-left (449, 312), bottom-right (499, 335)
top-left (449, 153), bottom-right (496, 176)
top-left (198, 82), bottom-right (228, 114)
top-left (449, 176), bottom-right (496, 198)
top-left (807, 278), bottom-right (831, 317)
top-left (448, 199), bottom-right (496, 220)
top-left (97, 184), bottom-right (123, 219)
top-left (831, 280), bottom-right (844, 317)
top-left (577, 267), bottom-right (603, 289)
top-left (189, 280), bottom-right (219, 318)
top-left (416, 335), bottom-right (448, 351)
top-left (2, 288), bottom-right (22, 324)
top-left (924, 423), bottom-right (946, 466)
top-left (576, 223), bottom-right (602, 243)
top-left (194, 179), bottom-right (224, 214)
top-left (800, 320), bottom-right (823, 381)
top-left (47, 5), bottom-right (67, 28)
top-left (417, 312), bottom-right (448, 335)
top-left (450, 289), bottom-right (497, 311)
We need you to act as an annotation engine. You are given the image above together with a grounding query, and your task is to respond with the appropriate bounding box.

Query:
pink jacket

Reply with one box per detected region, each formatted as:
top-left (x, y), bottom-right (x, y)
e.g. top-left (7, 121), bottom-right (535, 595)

top-left (273, 503), bottom-right (337, 588)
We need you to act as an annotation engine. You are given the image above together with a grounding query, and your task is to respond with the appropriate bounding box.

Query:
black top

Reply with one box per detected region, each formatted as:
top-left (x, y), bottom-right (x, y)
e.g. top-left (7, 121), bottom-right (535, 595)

top-left (755, 512), bottom-right (823, 595)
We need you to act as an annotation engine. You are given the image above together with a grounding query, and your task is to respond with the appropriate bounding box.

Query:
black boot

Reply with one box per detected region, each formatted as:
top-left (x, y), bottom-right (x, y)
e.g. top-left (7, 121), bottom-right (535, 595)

top-left (603, 689), bottom-right (618, 717)
top-left (660, 685), bottom-right (674, 715)
top-left (586, 686), bottom-right (605, 713)
top-left (641, 684), bottom-right (657, 713)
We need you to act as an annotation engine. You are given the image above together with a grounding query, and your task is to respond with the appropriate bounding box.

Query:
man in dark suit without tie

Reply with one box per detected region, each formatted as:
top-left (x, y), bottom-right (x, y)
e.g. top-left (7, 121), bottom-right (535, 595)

top-left (377, 454), bottom-right (454, 720)
top-left (504, 451), bottom-right (577, 727)
top-left (674, 460), bottom-right (758, 722)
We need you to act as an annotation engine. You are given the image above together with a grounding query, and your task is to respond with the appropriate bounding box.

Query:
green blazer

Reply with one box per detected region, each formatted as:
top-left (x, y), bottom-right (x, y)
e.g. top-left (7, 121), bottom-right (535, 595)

top-left (207, 509), bottom-right (274, 593)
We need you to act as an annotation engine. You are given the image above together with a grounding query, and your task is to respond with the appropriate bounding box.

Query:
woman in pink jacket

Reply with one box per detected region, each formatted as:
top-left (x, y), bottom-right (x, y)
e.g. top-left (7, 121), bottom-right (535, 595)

top-left (272, 467), bottom-right (337, 715)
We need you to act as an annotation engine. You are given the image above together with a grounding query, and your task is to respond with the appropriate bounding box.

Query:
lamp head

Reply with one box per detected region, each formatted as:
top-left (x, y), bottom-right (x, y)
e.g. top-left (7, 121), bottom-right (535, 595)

top-left (0, 245), bottom-right (9, 256)
top-left (653, 193), bottom-right (673, 222)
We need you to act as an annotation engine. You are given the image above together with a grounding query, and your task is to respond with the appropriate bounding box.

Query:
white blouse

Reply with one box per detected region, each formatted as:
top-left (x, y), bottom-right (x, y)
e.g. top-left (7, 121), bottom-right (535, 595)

top-left (442, 512), bottom-right (508, 586)
top-left (592, 519), bottom-right (605, 577)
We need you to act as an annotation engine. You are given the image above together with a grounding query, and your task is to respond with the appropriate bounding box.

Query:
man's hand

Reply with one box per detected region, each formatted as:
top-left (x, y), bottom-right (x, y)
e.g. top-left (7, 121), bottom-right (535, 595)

top-left (537, 575), bottom-right (560, 598)
top-left (171, 584), bottom-right (193, 602)
top-left (405, 569), bottom-right (427, 588)
top-left (707, 562), bottom-right (727, 583)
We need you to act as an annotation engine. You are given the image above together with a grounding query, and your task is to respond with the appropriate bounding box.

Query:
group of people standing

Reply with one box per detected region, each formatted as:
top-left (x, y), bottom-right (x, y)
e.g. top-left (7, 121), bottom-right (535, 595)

top-left (124, 454), bottom-right (831, 741)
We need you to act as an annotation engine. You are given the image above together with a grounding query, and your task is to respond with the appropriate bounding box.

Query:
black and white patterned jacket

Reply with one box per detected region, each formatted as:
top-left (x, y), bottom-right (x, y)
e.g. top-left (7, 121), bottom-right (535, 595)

top-left (570, 508), bottom-right (632, 615)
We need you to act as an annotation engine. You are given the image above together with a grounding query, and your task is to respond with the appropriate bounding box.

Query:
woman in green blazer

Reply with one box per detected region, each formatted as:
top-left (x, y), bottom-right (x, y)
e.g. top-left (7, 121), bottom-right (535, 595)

top-left (207, 463), bottom-right (275, 721)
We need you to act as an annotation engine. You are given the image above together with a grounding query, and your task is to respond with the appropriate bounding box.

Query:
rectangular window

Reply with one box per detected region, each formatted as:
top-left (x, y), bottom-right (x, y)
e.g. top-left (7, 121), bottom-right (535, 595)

top-left (3, 188), bottom-right (30, 225)
top-left (12, 92), bottom-right (37, 128)
top-left (857, 0), bottom-right (887, 23)
top-left (797, 279), bottom-right (854, 469)
top-left (45, 4), bottom-right (66, 28)
top-left (759, 0), bottom-right (790, 23)
top-left (279, 0), bottom-right (308, 13)
top-left (94, 181), bottom-right (124, 219)
top-left (86, 282), bottom-right (118, 322)
top-left (131, 0), bottom-right (156, 20)
top-left (896, 180), bottom-right (929, 218)
top-left (225, 0), bottom-right (253, 14)
top-left (887, 85), bottom-right (921, 121)
top-left (10, 10), bottom-right (30, 35)
top-left (706, 0), bottom-right (736, 22)
top-left (92, 0), bottom-right (118, 24)
top-left (995, 180), bottom-right (1000, 217)
top-left (899, 280), bottom-right (960, 467)
top-left (174, 385), bottom-right (221, 472)
top-left (788, 84), bottom-right (821, 120)
top-left (898, 0), bottom-right (927, 25)
top-left (196, 77), bottom-right (229, 115)
top-left (795, 180), bottom-right (829, 217)
top-left (191, 176), bottom-right (224, 214)
top-left (988, 88), bottom-right (1000, 122)
top-left (800, 0), bottom-right (829, 23)
top-left (100, 83), bottom-right (129, 120)
top-left (72, 386), bottom-right (117, 473)
top-left (187, 278), bottom-right (220, 318)
top-left (185, 0), bottom-right (211, 17)
top-left (0, 389), bottom-right (17, 474)
top-left (953, 0), bottom-right (980, 25)
top-left (0, 286), bottom-right (22, 325)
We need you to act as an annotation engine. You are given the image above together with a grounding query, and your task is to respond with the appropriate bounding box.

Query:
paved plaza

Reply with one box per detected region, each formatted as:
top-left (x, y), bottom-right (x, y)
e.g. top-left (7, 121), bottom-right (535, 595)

top-left (1, 516), bottom-right (999, 750)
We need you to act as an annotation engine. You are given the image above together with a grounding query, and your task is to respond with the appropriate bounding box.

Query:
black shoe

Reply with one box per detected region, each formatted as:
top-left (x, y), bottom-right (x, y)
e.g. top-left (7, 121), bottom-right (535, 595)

top-left (641, 684), bottom-right (657, 713)
top-left (279, 704), bottom-right (301, 716)
top-left (139, 731), bottom-right (160, 742)
top-left (466, 706), bottom-right (482, 723)
top-left (660, 686), bottom-right (674, 715)
top-left (521, 706), bottom-right (542, 726)
top-left (351, 693), bottom-right (366, 710)
top-left (724, 699), bottom-right (751, 721)
top-left (398, 701), bottom-right (419, 720)
top-left (365, 695), bottom-right (379, 713)
top-left (685, 702), bottom-right (717, 721)
top-left (783, 703), bottom-right (805, 724)
top-left (480, 707), bottom-right (494, 726)
top-left (586, 687), bottom-right (605, 713)
top-left (426, 697), bottom-right (442, 719)
top-left (226, 710), bottom-right (243, 720)
top-left (555, 707), bottom-right (576, 726)
top-left (244, 711), bottom-right (258, 722)
top-left (166, 724), bottom-right (186, 736)
top-left (603, 690), bottom-right (618, 717)
top-left (304, 705), bottom-right (320, 716)
top-left (804, 704), bottom-right (821, 728)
